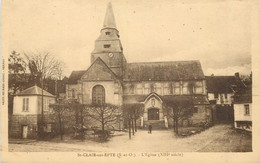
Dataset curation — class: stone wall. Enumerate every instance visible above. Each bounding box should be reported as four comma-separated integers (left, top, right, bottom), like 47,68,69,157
10,113,55,139
10,114,38,139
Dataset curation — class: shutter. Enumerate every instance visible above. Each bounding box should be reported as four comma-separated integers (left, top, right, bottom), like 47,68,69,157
26,98,29,111
23,98,25,111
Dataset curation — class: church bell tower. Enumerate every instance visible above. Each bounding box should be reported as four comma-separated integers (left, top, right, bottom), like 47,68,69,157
91,2,127,78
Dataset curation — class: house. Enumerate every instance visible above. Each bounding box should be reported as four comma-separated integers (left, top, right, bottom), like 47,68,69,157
233,84,252,131
205,73,246,123
10,85,56,139
66,3,212,129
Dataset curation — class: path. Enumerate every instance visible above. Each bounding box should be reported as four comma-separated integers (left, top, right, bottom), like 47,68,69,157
8,124,252,152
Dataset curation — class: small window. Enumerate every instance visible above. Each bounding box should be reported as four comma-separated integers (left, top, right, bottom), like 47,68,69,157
22,98,29,112
224,93,227,99
194,107,198,113
214,93,218,98
104,44,111,48
43,99,49,111
244,104,250,115
105,32,111,35
72,89,75,98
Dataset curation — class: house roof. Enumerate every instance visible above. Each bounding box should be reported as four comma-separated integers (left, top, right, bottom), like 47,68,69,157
123,94,209,105
16,85,55,97
123,60,205,81
206,76,238,93
233,84,252,104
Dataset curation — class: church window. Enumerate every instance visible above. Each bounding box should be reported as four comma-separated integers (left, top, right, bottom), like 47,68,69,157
105,32,111,35
136,84,143,95
144,83,151,94
104,44,111,48
163,83,170,95
194,81,203,94
182,82,190,94
173,82,180,94
154,83,162,95
92,85,105,105
129,84,134,94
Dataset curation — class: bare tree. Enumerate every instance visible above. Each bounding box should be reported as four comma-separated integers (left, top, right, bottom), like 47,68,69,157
85,103,120,135
24,51,63,81
49,101,69,140
24,51,64,139
122,103,144,139
163,98,193,135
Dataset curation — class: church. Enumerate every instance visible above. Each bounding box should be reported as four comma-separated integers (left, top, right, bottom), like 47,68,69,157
66,3,211,129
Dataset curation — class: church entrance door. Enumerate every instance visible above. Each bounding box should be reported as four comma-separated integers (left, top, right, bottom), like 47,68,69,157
148,108,159,120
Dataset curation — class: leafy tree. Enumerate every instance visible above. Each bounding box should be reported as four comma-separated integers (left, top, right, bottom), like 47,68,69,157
8,51,27,94
8,51,28,115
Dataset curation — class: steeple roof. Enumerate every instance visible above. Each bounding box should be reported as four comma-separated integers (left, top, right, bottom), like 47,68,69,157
103,2,117,29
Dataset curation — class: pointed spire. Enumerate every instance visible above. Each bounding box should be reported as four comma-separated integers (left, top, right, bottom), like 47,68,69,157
103,2,117,29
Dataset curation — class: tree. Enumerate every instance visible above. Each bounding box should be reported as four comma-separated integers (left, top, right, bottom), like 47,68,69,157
163,98,194,135
8,51,27,94
85,103,120,138
24,51,64,84
49,101,69,140
8,51,29,116
122,103,144,139
50,99,90,141
24,51,64,139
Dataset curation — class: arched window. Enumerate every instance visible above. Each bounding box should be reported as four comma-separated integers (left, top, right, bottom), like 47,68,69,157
92,85,105,105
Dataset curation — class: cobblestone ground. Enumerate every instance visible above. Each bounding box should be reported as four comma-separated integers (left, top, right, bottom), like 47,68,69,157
8,124,252,152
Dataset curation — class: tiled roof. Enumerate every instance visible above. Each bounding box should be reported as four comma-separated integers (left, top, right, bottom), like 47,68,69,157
67,70,86,84
16,85,55,97
123,60,205,81
206,76,238,93
234,84,252,104
68,60,205,84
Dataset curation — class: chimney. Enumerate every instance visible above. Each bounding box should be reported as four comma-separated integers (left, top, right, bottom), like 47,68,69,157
235,72,239,79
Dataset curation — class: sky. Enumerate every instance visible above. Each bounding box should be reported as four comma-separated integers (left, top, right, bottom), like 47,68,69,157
2,0,254,77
